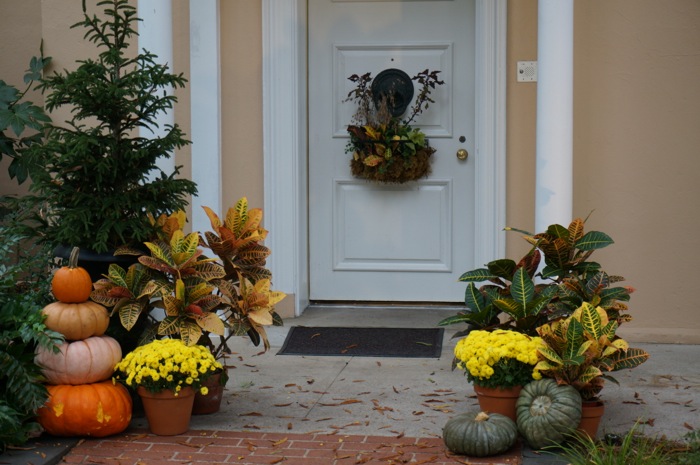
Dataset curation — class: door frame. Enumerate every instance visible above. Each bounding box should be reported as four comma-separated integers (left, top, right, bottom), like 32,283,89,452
262,0,507,316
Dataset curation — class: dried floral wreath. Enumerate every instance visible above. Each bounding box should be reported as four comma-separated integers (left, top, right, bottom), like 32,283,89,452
344,69,444,183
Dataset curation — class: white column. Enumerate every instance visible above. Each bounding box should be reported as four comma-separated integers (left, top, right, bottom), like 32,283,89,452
138,0,175,175
535,0,573,232
189,1,222,233
262,0,308,314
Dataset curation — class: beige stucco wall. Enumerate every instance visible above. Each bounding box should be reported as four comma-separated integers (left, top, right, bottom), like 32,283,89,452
505,0,700,343
2,1,698,342
0,0,43,197
220,1,264,211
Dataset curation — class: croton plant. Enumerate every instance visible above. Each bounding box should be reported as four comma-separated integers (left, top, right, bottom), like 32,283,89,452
91,198,285,359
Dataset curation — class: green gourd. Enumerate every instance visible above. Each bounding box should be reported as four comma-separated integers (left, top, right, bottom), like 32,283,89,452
516,378,583,449
442,411,518,457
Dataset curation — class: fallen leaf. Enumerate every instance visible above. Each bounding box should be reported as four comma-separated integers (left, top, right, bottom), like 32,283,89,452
240,411,263,416
414,456,439,464
684,423,694,430
268,457,285,464
310,332,321,339
287,423,293,430
319,399,362,406
177,441,210,448
274,403,293,407
271,438,288,446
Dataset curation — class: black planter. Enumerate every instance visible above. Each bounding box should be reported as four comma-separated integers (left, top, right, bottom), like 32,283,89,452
53,245,139,282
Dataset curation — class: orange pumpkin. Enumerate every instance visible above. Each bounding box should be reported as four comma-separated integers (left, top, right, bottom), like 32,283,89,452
37,381,132,437
52,246,93,303
42,301,109,341
35,336,122,385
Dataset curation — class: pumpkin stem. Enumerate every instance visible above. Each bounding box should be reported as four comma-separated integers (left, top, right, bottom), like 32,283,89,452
475,411,490,422
69,247,81,269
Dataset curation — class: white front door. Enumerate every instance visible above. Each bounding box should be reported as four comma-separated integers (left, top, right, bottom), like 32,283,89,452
308,0,476,302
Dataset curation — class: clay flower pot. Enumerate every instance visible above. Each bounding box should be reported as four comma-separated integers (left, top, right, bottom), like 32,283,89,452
473,385,523,422
192,369,227,415
137,386,195,435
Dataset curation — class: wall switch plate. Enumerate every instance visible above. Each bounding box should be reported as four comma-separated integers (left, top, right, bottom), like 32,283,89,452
517,61,538,82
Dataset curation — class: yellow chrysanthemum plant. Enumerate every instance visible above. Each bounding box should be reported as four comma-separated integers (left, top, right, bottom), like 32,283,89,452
114,339,222,395
453,329,546,389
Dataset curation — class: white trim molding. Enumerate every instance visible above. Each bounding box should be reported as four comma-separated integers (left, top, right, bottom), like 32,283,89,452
262,0,506,315
138,0,175,175
262,1,309,314
189,0,222,233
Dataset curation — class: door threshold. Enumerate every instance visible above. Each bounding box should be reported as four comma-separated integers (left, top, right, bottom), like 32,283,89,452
307,301,466,311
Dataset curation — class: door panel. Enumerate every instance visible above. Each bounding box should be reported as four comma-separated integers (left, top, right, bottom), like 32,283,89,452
308,0,475,302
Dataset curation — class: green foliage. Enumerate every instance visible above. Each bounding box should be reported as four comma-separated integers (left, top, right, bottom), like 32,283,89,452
673,430,700,465
439,217,633,337
547,424,677,465
0,231,62,451
535,302,649,401
23,0,197,253
92,199,285,360
0,55,52,184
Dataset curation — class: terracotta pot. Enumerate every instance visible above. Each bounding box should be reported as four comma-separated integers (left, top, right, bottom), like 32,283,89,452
192,371,226,415
137,386,194,435
578,400,605,439
473,385,523,422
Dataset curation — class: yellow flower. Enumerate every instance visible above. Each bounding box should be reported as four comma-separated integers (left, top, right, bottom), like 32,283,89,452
112,338,220,394
454,330,544,384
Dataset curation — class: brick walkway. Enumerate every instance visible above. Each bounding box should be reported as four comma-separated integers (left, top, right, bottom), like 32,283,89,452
61,429,522,465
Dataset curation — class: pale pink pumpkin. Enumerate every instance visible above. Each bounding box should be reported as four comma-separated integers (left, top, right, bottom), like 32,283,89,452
35,336,122,385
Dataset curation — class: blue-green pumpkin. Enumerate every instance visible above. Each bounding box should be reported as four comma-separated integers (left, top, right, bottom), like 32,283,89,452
516,378,583,449
442,411,518,457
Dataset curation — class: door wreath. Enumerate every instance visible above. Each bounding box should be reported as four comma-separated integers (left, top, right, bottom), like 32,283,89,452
344,69,444,183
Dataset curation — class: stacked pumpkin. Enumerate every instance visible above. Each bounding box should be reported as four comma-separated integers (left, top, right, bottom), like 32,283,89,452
35,247,132,437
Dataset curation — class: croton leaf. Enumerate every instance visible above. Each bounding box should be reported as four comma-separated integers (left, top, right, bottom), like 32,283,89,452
607,347,650,371
196,312,225,336
179,320,203,346
118,301,144,331
568,218,585,246
575,231,614,251
458,268,496,283
487,259,517,280
577,365,603,385
510,267,534,310
464,283,487,313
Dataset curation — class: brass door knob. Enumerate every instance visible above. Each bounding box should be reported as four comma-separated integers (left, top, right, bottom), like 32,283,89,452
456,148,468,161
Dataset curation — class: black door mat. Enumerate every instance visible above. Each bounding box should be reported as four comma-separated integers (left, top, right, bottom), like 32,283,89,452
277,326,444,358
